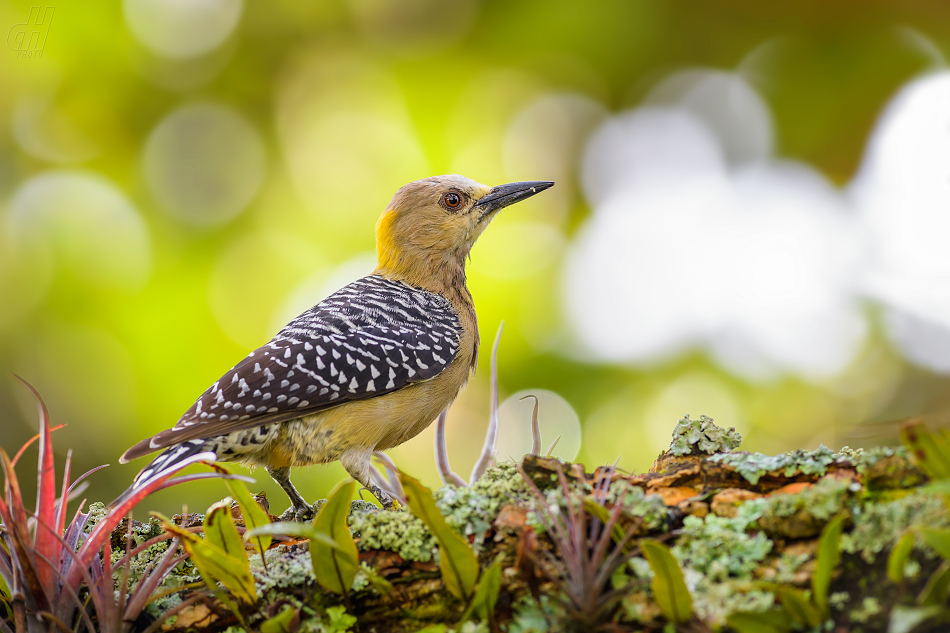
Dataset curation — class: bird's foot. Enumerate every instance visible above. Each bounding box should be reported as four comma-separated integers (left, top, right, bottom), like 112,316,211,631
369,484,397,511
278,502,317,522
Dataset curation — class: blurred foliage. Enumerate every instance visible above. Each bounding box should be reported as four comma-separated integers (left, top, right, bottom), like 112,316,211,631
3,0,950,515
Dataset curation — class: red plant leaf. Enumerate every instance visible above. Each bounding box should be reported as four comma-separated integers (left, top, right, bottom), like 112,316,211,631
65,451,218,587
0,449,49,612
1,449,30,543
54,451,72,560
13,375,60,602
10,424,65,467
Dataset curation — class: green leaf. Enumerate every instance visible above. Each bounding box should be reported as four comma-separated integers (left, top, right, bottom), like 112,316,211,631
0,566,10,601
888,531,917,583
583,498,626,543
223,470,273,563
324,605,357,632
156,512,257,605
641,539,692,624
901,422,950,480
770,586,821,628
248,520,350,553
309,480,360,596
399,471,479,602
247,521,330,542
921,527,950,560
889,605,948,633
919,560,950,606
918,480,950,496
204,502,249,564
359,564,394,597
460,555,504,623
260,604,298,633
813,513,846,617
725,609,792,633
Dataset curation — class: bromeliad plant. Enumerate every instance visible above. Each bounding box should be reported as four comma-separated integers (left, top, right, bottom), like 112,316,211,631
518,462,640,631
0,378,239,633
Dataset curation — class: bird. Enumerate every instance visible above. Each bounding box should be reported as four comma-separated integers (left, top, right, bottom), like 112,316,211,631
116,175,554,519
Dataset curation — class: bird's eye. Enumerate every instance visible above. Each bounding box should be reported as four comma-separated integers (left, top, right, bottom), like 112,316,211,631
440,191,463,210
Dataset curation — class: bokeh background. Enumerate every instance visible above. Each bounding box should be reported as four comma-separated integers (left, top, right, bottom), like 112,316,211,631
3,0,950,515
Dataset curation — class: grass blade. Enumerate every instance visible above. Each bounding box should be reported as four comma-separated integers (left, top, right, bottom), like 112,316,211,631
400,471,479,601
901,421,950,480
813,513,846,616
889,530,916,583
918,560,950,606
641,539,692,624
219,467,272,567
157,513,257,605
309,480,360,595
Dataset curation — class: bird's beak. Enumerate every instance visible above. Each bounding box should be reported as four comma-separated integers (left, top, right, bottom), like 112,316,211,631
474,180,554,218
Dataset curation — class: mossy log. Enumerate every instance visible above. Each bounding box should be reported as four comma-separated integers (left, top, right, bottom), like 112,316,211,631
101,417,947,633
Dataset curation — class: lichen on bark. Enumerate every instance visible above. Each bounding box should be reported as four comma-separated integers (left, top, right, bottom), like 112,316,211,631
90,415,946,632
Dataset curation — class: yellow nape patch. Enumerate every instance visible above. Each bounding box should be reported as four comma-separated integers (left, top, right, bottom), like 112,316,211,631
375,210,400,271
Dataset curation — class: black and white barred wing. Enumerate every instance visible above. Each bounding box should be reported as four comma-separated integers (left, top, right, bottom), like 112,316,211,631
120,276,462,461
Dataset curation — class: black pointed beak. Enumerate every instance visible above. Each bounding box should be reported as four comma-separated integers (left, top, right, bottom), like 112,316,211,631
474,180,554,217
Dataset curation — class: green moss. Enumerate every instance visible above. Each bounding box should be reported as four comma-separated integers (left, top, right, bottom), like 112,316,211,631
850,597,882,623
668,414,742,456
295,606,357,633
773,550,811,584
710,445,843,485
755,477,856,521
672,514,772,581
829,591,850,611
689,579,776,625
709,445,917,487
606,485,671,532
348,508,436,562
666,511,775,625
835,446,907,473
435,462,529,542
83,501,109,533
842,491,950,563
253,547,315,591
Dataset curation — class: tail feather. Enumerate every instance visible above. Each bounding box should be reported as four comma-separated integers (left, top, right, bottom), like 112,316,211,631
111,440,217,508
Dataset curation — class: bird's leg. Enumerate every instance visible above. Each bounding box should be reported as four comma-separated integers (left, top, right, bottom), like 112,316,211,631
266,466,314,521
341,449,394,510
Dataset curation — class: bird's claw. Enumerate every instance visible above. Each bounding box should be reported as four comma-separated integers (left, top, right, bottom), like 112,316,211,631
383,498,401,511
278,504,316,522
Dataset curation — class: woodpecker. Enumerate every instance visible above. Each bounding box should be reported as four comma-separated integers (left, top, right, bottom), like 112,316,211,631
117,175,554,518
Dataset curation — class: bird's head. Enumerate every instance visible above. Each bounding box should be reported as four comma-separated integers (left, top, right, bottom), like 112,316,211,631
374,174,553,288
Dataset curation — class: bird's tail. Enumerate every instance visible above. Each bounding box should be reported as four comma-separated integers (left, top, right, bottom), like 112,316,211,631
111,440,217,508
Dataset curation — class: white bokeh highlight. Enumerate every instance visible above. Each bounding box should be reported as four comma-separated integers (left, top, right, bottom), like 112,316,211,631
143,103,265,226
6,171,152,291
496,389,581,462
850,72,950,373
566,71,867,380
124,0,243,59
